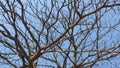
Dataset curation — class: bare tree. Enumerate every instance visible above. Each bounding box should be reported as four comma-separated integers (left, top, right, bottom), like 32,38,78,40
0,0,120,68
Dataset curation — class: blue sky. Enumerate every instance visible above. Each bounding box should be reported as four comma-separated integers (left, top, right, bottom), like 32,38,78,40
0,0,120,68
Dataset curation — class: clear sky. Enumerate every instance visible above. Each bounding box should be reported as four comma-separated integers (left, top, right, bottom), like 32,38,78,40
0,0,120,68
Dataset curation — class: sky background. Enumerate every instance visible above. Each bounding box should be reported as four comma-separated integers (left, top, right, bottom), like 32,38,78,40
0,0,120,68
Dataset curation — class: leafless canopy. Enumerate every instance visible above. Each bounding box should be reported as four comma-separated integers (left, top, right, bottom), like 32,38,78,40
0,0,120,68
